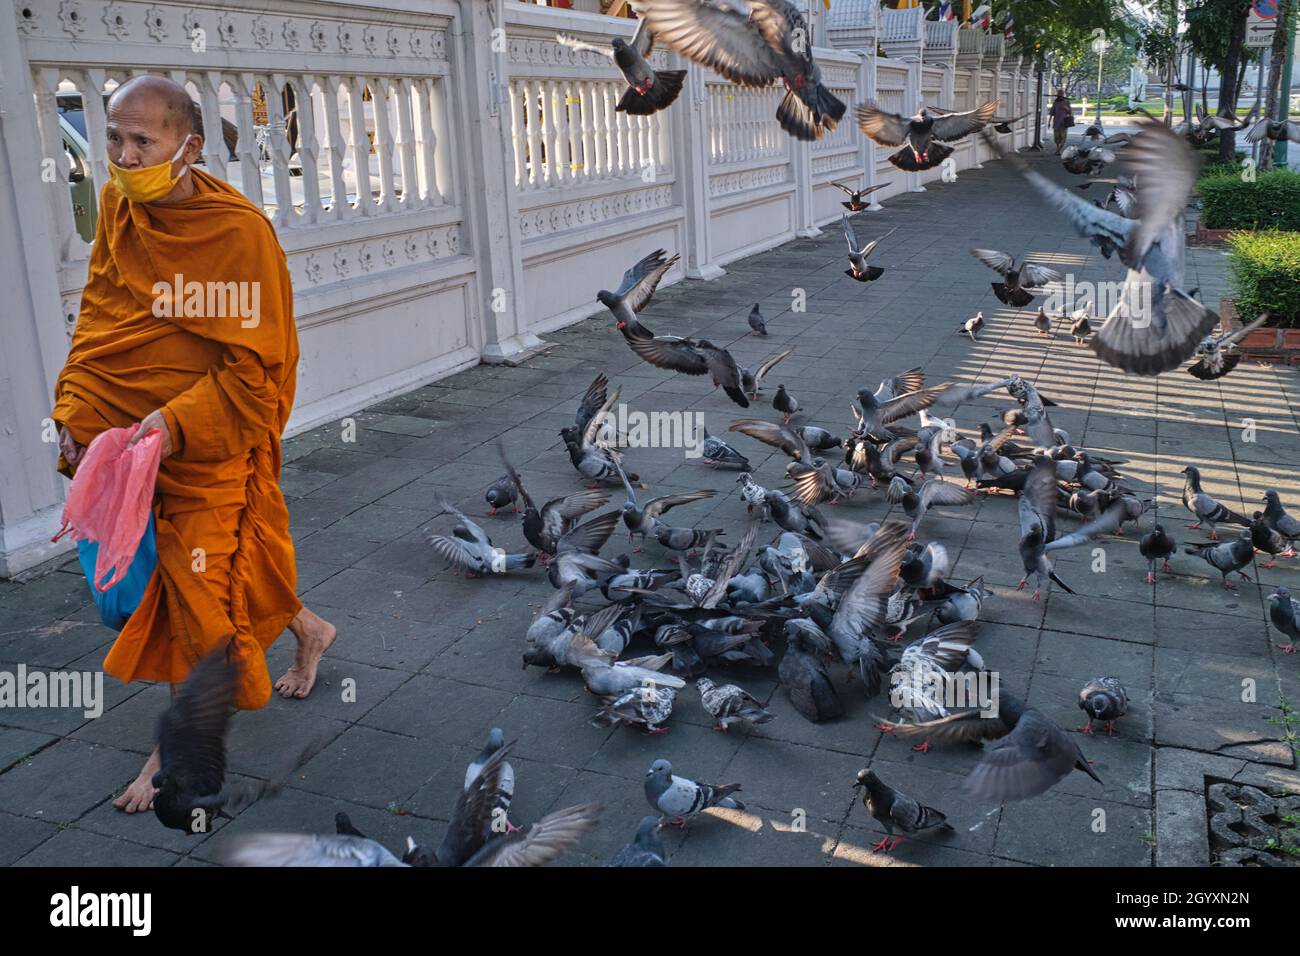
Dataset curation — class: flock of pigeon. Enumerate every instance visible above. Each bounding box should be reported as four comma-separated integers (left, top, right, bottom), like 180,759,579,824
128,5,1298,867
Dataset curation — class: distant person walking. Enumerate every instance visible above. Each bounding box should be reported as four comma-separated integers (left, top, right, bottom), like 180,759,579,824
1049,91,1074,155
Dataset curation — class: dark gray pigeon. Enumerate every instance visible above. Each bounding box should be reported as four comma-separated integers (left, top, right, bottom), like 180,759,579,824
484,475,518,515
971,248,1062,308
1268,588,1300,654
852,768,953,853
644,758,743,827
891,691,1103,802
773,383,799,424
748,303,767,335
609,816,667,867
1078,676,1128,736
1261,490,1300,545
631,0,847,142
1184,531,1254,590
857,99,998,170
1139,523,1177,583
702,429,751,470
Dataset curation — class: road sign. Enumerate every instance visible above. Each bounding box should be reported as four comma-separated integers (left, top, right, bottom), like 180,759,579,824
1246,5,1277,47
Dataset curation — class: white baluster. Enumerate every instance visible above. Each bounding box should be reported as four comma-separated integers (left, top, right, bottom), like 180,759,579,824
231,71,266,211
427,77,450,204
295,75,323,225
320,75,352,220
196,70,228,181
344,75,373,215
80,68,111,194
33,67,84,263
524,79,542,189
370,77,397,213
394,78,418,208
508,79,524,190
263,73,295,228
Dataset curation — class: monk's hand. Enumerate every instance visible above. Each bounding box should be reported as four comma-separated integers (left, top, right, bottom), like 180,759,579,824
58,425,85,471
131,409,174,458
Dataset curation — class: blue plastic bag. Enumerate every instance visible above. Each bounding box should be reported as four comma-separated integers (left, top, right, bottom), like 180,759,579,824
76,511,157,631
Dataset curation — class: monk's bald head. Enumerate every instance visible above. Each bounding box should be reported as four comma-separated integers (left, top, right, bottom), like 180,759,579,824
106,75,203,173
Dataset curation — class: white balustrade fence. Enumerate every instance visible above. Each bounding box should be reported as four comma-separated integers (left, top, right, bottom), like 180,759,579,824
0,0,1045,575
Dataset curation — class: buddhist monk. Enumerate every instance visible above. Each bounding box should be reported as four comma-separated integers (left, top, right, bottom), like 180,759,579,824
51,76,336,813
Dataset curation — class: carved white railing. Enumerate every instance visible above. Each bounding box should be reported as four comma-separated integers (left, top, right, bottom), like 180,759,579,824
921,65,945,108
827,0,879,50
880,5,923,41
706,81,786,168
924,19,957,53
811,49,861,178
21,0,464,329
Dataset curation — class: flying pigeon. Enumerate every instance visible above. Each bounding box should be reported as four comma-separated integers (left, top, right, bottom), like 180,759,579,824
856,99,999,170
842,214,893,281
983,119,1219,375
889,691,1104,802
216,832,408,867
739,347,794,400
556,20,687,115
831,179,886,211
1188,315,1266,380
970,248,1062,308
630,0,847,142
427,495,536,576
598,248,679,331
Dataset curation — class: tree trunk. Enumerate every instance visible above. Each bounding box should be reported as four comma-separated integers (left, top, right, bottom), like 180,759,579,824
1217,0,1250,162
1260,0,1294,171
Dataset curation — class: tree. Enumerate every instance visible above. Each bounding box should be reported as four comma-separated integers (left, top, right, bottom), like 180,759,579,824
1057,43,1138,98
1214,0,1251,161
1259,0,1295,171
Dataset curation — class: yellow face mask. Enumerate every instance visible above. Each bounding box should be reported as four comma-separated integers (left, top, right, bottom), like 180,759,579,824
108,133,192,203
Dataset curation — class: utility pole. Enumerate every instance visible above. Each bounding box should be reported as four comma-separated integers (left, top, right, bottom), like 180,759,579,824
1277,0,1297,167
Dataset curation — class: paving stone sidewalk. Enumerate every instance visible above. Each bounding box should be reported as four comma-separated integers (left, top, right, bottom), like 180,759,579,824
2,145,1299,867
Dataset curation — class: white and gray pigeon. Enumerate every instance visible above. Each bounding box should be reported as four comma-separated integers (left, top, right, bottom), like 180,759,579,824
842,214,893,281
216,832,408,867
643,758,743,827
427,495,536,576
696,677,775,731
1181,465,1250,540
609,816,667,867
1188,315,1266,380
1078,676,1128,736
593,685,678,734
970,248,1063,308
930,576,992,626
739,347,793,401
958,311,984,342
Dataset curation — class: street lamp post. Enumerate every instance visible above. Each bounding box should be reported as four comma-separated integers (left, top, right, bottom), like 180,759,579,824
1093,33,1109,125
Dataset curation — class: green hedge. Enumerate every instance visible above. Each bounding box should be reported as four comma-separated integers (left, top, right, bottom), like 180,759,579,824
1197,169,1300,230
1227,231,1300,329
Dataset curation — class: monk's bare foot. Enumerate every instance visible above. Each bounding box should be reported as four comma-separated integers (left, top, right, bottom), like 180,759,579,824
113,748,161,813
276,607,337,699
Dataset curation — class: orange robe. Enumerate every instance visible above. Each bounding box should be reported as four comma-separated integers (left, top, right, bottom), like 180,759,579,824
52,169,301,710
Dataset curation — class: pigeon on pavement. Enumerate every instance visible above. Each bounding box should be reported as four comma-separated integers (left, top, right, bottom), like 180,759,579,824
852,767,954,853
1078,677,1128,736
609,816,667,866
644,758,744,827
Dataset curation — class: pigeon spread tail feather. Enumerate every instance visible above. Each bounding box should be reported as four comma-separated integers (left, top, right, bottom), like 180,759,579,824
616,70,687,115
776,87,842,142
889,140,953,172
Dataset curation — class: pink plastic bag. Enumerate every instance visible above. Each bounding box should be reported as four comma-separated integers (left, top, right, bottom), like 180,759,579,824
52,423,163,591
